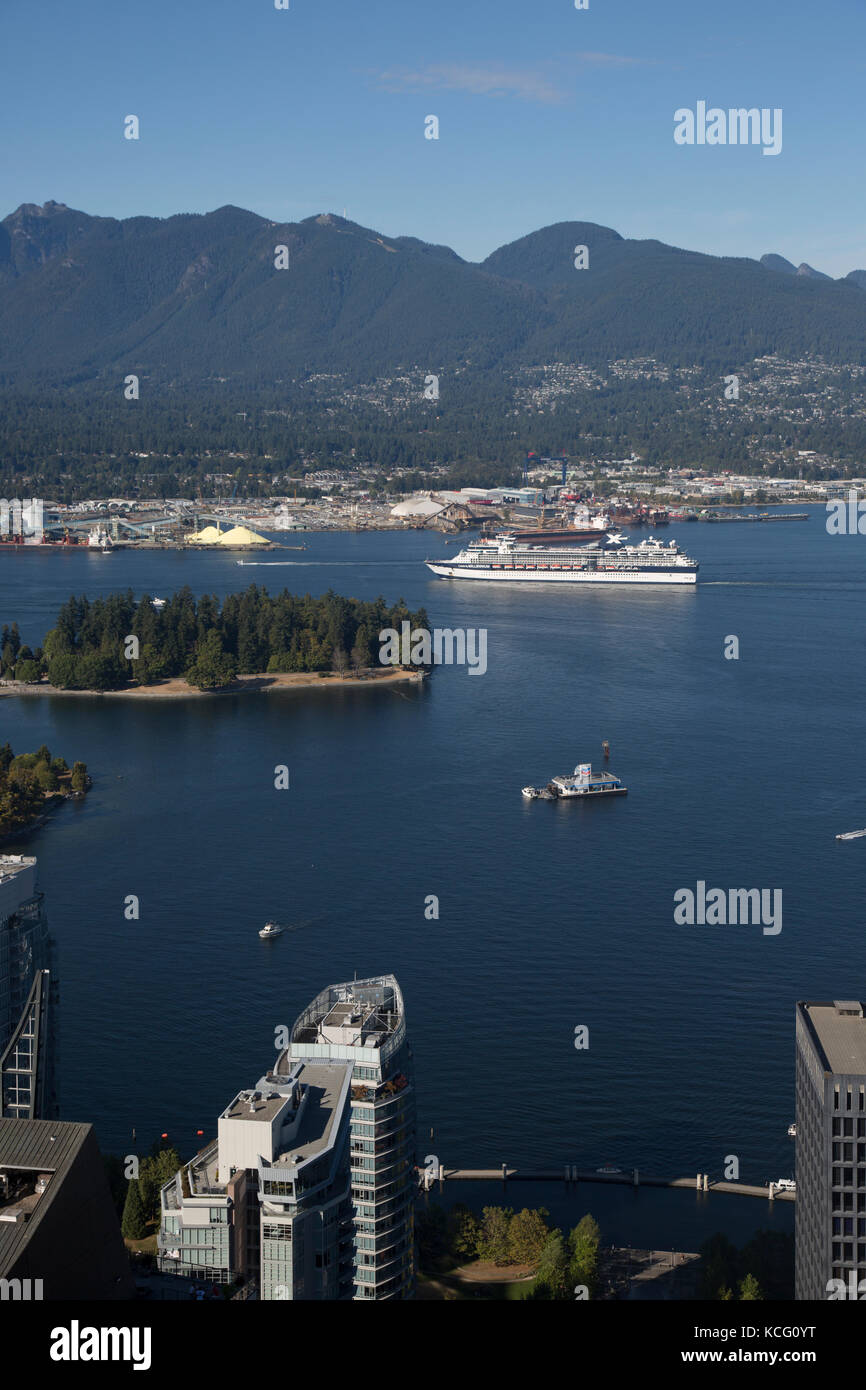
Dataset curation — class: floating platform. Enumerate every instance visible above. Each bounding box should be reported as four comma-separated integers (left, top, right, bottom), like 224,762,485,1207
523,762,627,800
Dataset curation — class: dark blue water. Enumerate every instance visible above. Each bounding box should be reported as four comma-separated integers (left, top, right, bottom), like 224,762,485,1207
0,510,859,1249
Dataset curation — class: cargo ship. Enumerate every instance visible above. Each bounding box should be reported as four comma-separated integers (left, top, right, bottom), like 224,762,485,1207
427,533,698,585
507,505,611,545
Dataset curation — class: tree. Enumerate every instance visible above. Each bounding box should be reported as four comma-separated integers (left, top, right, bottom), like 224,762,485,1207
332,647,349,680
70,761,88,793
568,1214,601,1295
351,627,372,673
508,1208,550,1265
535,1230,571,1299
476,1206,513,1265
36,762,59,793
121,1179,148,1240
14,659,40,683
46,652,79,689
448,1205,481,1261
186,631,237,690
739,1273,763,1301
135,643,165,686
698,1232,739,1300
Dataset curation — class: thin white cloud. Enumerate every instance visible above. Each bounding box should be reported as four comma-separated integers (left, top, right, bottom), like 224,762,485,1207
374,53,654,105
570,50,655,68
375,62,566,105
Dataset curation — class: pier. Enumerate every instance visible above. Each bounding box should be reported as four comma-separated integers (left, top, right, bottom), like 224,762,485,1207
422,1165,795,1201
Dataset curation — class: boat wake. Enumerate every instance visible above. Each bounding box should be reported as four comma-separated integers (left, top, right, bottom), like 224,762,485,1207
237,560,416,567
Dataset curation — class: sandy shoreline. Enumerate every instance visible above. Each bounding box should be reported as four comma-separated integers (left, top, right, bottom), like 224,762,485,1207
0,669,426,699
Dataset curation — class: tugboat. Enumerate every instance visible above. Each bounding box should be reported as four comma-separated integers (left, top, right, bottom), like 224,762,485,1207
258,920,285,940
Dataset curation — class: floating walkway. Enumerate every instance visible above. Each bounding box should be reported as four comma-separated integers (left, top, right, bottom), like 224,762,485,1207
424,1165,794,1201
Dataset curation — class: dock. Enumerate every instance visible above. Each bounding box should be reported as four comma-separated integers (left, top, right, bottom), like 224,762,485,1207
423,1165,794,1201
699,511,808,523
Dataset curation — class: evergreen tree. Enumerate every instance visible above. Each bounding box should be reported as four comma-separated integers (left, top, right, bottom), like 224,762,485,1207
121,1179,148,1240
568,1213,601,1295
739,1273,763,1301
70,761,88,793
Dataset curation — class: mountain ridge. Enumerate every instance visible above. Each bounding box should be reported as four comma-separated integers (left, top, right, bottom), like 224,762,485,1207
2,201,866,384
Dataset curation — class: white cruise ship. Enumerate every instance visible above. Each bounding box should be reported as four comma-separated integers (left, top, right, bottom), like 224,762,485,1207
426,533,698,585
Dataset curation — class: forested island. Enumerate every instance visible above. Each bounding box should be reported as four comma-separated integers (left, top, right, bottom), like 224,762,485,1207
1,588,430,693
0,742,90,840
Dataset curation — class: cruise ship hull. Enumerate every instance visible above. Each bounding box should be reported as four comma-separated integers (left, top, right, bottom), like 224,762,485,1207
426,562,697,584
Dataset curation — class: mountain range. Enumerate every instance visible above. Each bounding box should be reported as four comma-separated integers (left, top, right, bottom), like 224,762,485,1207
2,200,866,386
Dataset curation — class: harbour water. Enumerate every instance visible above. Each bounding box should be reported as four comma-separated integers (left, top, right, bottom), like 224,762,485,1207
0,510,861,1245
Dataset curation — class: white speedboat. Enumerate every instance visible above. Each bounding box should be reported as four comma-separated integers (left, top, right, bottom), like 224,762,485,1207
596,1165,623,1175
522,786,538,799
788,1123,797,1138
151,597,166,609
837,829,866,840
259,920,285,939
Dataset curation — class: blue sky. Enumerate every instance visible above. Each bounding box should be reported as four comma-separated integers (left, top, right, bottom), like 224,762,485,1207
3,0,865,273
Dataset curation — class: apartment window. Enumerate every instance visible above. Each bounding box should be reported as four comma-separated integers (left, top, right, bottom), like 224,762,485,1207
263,1224,292,1241
845,1118,854,1137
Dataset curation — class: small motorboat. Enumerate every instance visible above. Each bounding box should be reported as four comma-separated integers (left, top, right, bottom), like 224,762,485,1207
596,1164,622,1176
522,786,538,799
151,597,166,609
259,920,285,939
787,1123,797,1138
837,829,866,840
